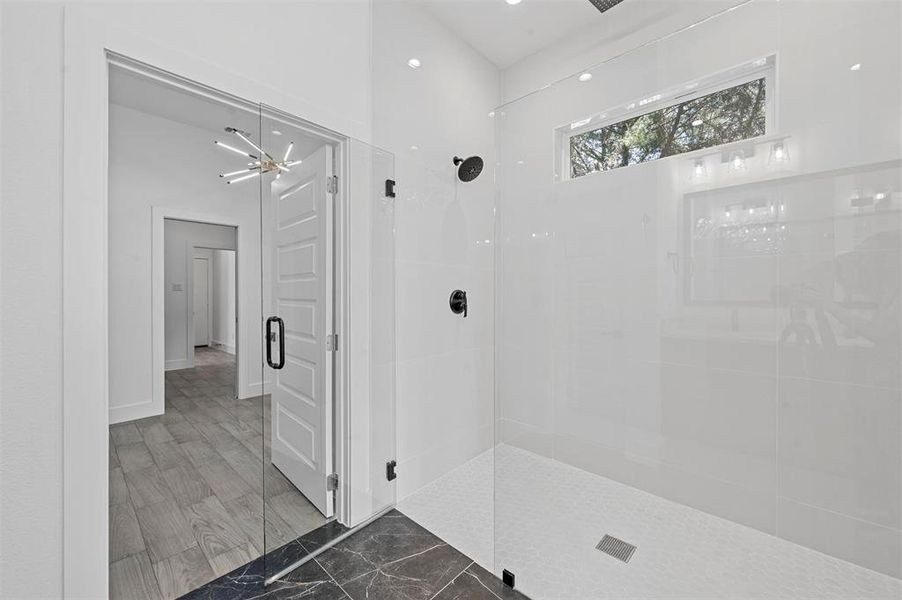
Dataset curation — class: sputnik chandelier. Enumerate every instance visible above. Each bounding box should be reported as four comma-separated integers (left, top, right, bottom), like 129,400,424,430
215,126,300,184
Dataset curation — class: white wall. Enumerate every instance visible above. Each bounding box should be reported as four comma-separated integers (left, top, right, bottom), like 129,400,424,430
500,0,747,104
372,1,500,499
495,0,902,578
211,249,237,354
0,2,373,596
108,103,257,424
162,221,236,369
0,5,65,598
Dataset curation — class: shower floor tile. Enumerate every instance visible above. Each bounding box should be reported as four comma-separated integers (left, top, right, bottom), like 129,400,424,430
399,445,902,599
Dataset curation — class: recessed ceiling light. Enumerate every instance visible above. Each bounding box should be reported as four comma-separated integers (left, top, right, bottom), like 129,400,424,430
488,111,496,118
410,145,419,151
850,63,861,71
272,130,282,136
407,58,421,69
506,0,522,5
578,73,593,82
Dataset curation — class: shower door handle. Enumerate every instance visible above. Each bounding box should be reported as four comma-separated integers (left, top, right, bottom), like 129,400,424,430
266,316,285,370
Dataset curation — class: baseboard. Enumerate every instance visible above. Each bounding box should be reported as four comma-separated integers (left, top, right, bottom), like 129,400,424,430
244,379,272,400
210,340,236,355
165,358,191,371
109,400,163,425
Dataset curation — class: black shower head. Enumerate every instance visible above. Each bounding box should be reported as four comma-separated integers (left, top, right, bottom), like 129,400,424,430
453,156,484,183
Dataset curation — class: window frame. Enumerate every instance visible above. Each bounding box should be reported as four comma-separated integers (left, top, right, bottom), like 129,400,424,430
558,56,777,182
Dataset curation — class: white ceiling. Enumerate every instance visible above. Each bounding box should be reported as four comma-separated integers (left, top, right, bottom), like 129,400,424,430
417,0,609,69
109,66,324,160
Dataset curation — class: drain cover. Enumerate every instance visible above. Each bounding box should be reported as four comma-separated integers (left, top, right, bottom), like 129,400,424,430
596,535,637,563
587,0,626,14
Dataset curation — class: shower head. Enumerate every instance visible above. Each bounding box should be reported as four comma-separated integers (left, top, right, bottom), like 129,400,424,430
453,156,484,183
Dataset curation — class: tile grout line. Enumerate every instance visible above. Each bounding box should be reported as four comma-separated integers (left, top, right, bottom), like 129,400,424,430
428,559,475,600
314,556,353,599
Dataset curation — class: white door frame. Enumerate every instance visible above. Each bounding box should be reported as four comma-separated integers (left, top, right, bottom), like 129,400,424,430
63,14,368,595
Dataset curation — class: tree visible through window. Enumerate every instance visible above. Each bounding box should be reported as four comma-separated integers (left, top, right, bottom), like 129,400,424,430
569,78,766,178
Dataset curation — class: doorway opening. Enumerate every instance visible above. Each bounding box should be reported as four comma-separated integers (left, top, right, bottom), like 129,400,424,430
106,58,352,598
192,246,237,395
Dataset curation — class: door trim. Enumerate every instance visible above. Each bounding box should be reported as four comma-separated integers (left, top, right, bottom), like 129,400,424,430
145,209,242,426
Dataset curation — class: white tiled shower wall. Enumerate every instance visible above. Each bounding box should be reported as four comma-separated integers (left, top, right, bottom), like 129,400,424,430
495,0,902,578
372,1,500,498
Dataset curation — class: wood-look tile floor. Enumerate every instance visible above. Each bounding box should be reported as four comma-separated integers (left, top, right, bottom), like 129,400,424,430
109,347,327,600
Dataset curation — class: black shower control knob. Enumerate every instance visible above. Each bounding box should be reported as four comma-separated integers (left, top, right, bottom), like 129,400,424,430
449,290,468,317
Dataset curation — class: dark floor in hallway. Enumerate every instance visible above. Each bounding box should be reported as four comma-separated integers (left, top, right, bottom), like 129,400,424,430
179,509,530,600
109,347,327,599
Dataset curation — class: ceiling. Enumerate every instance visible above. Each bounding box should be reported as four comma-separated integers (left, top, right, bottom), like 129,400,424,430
417,0,613,68
109,66,324,160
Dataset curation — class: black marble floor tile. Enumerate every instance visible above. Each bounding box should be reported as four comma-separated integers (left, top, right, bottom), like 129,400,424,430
266,560,348,599
179,509,529,600
298,520,350,554
177,558,265,600
434,563,530,600
262,518,350,579
316,510,471,600
264,539,309,578
177,557,349,600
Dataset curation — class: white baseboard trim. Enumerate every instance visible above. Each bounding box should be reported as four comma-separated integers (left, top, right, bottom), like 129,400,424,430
210,340,236,355
244,379,272,400
109,400,163,425
165,358,191,371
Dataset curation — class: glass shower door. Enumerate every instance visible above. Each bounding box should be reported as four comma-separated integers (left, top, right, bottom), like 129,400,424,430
494,1,902,597
259,104,396,583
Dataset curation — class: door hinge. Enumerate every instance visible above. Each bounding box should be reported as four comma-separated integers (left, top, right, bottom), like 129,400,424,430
326,175,338,195
325,333,338,352
326,473,339,492
386,460,397,482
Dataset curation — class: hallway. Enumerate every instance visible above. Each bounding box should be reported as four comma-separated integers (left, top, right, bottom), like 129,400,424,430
109,348,327,599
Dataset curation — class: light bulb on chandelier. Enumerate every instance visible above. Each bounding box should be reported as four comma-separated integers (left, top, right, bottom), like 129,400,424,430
214,126,301,184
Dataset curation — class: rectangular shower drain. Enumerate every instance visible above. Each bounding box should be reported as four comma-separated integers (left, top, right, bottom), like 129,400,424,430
596,535,637,563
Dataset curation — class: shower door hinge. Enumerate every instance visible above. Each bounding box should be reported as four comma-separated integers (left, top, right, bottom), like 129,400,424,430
325,334,338,352
386,460,397,482
326,473,339,492
326,175,338,195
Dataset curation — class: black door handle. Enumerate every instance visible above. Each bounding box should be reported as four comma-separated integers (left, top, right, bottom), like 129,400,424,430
266,316,285,369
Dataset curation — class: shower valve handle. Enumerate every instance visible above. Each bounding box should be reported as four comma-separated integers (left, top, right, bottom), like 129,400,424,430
450,290,468,318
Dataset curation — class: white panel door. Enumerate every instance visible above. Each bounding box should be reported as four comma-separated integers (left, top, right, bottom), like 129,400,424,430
193,257,209,346
270,145,334,518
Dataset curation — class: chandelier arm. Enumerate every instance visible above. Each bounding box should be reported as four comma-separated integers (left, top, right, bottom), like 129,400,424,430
220,166,261,178
215,140,258,160
234,131,274,162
